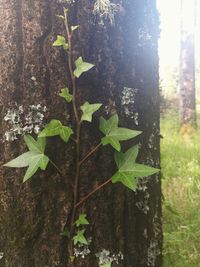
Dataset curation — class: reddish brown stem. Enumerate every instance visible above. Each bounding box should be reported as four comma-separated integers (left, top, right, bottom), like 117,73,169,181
64,10,79,124
79,143,101,166
75,178,112,209
64,10,81,264
49,159,64,178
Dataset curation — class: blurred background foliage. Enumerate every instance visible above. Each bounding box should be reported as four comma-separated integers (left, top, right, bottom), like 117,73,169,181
157,0,200,266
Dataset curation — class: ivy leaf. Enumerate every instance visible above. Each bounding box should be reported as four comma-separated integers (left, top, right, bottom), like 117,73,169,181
23,153,49,182
71,25,79,31
80,102,102,122
70,256,75,262
75,214,89,227
39,119,73,143
4,135,49,182
73,230,88,245
112,145,160,191
4,151,37,168
73,57,94,78
24,134,46,153
59,87,73,103
99,114,118,135
53,35,68,50
100,262,112,267
101,136,121,152
99,115,142,151
114,145,138,169
112,171,137,191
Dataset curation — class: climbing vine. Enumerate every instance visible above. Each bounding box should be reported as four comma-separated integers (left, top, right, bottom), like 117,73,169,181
4,7,159,267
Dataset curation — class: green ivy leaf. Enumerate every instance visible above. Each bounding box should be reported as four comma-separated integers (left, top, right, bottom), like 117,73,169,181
112,171,137,191
114,145,138,169
75,214,89,227
4,135,49,182
71,25,79,31
4,151,36,168
73,230,88,245
23,153,49,182
99,114,118,135
100,262,112,267
59,87,73,103
101,136,121,151
73,57,94,78
99,115,142,151
53,35,68,50
80,102,102,122
112,145,160,191
70,256,75,262
24,134,46,153
39,119,73,143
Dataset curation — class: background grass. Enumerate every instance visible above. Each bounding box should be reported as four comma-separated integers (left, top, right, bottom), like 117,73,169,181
161,108,200,267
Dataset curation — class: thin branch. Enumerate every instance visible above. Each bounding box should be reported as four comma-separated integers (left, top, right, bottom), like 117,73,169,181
70,136,77,143
49,159,74,190
64,10,79,123
75,178,112,209
64,9,82,262
79,143,101,166
49,159,65,179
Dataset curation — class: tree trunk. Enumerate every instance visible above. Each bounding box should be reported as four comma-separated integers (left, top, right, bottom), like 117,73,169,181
0,1,161,267
179,0,197,130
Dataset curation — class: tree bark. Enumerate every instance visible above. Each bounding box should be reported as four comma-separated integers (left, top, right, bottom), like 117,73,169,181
0,1,161,267
179,0,197,130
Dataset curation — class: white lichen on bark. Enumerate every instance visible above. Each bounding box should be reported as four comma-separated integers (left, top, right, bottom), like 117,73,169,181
96,249,123,265
4,104,47,142
93,0,118,25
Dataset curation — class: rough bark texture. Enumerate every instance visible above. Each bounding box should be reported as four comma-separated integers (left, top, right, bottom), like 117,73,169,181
179,0,196,129
0,1,161,267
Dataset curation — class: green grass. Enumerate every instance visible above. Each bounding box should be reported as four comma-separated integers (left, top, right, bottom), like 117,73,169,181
161,109,200,267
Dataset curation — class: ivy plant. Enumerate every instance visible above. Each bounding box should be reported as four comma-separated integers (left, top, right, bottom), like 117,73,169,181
4,7,159,267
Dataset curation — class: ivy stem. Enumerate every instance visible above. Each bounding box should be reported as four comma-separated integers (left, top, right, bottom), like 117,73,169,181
49,159,65,179
70,122,81,225
49,159,74,190
70,136,76,143
64,9,81,264
75,178,112,209
67,122,81,265
79,143,101,166
64,10,79,123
